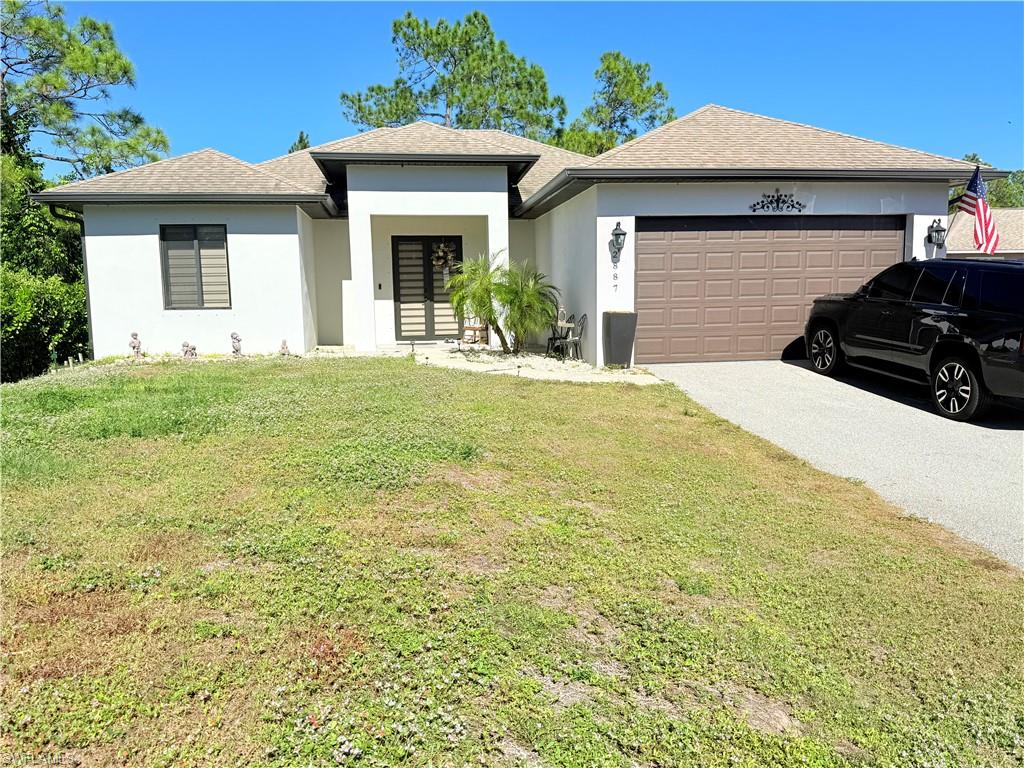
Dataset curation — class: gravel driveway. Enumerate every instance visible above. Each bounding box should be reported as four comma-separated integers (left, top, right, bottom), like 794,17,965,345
650,361,1024,567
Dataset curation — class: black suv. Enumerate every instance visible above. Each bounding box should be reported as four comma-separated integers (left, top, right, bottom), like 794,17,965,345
805,259,1024,421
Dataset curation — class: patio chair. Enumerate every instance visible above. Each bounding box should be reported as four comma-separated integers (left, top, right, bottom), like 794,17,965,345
554,313,586,360
546,314,574,355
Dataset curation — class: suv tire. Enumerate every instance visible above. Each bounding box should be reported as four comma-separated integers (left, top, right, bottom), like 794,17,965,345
808,325,843,376
930,356,991,421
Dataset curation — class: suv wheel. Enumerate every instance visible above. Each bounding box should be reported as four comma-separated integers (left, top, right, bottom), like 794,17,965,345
930,357,991,421
809,326,842,375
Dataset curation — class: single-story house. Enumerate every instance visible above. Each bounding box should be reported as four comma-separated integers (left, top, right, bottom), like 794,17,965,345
946,207,1024,259
35,104,999,365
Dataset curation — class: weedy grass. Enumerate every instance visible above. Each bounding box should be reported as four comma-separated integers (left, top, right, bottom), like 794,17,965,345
1,357,1022,767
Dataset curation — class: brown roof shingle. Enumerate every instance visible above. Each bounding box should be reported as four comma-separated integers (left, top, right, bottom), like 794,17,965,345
947,208,1024,254
584,104,980,172
37,148,314,198
256,121,567,197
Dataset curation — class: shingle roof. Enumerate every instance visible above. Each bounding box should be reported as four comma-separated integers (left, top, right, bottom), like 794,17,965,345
947,208,1024,254
38,107,987,213
255,121,571,198
36,148,314,198
584,104,979,172
467,130,591,201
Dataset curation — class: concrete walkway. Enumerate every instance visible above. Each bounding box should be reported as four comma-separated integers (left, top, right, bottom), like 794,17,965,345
650,361,1024,567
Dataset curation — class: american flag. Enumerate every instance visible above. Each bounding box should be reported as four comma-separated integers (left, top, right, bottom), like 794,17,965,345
956,166,1000,255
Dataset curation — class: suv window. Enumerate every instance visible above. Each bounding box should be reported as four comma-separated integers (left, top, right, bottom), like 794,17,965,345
867,263,919,301
978,271,1024,315
912,264,958,305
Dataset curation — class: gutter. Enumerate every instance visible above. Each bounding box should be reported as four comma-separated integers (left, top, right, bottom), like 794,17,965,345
48,205,94,360
30,192,329,205
515,166,1009,218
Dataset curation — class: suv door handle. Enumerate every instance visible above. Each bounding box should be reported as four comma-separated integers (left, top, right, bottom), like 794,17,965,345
880,309,894,316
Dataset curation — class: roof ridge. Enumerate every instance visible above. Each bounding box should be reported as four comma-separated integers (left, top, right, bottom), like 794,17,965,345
414,120,539,155
583,104,716,167
474,130,592,162
256,127,395,167
702,104,978,169
52,147,220,190
205,149,310,192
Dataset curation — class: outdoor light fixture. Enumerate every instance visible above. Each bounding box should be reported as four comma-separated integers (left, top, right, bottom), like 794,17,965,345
609,221,627,263
926,218,947,247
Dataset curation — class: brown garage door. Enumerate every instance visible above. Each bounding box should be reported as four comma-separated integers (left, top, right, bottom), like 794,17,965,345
634,215,905,363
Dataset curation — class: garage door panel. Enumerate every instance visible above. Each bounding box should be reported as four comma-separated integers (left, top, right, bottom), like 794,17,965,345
805,277,834,296
703,307,734,326
739,251,769,270
634,214,905,363
671,280,699,299
738,278,768,298
772,250,801,269
737,335,767,354
671,308,699,326
706,251,735,270
806,250,835,269
737,306,766,325
671,253,700,270
704,279,734,298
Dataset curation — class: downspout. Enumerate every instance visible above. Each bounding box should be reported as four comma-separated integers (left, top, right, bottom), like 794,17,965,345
48,204,94,360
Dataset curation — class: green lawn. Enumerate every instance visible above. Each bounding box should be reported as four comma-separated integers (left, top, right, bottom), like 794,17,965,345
1,357,1021,767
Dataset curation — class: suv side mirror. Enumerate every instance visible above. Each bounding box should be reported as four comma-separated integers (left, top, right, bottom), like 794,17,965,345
857,281,871,296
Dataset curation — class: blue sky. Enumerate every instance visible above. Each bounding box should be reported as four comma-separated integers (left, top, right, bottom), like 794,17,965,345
61,2,1023,175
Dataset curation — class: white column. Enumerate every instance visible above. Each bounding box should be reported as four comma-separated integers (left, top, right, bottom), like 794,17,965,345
907,213,949,261
487,207,510,350
594,215,636,367
347,203,377,351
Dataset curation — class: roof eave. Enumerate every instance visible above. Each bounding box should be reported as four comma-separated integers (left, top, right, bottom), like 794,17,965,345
30,192,329,210
310,151,540,186
515,167,1004,218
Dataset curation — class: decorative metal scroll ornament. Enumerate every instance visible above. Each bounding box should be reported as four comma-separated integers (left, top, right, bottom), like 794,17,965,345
749,189,806,213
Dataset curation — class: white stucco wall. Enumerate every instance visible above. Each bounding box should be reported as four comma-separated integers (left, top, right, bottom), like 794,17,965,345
509,219,536,268
533,187,599,362
346,165,510,350
312,219,350,346
82,204,312,358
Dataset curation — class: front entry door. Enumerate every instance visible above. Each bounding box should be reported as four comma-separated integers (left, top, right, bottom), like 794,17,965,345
392,236,463,340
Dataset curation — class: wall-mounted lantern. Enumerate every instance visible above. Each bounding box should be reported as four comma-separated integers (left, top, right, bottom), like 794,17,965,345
926,219,947,247
609,221,627,263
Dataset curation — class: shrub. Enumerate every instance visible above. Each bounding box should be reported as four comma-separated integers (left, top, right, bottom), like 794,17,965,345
447,255,560,355
1,266,88,382
446,254,511,353
494,263,559,354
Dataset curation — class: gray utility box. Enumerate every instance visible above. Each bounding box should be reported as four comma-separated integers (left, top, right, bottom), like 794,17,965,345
602,311,638,368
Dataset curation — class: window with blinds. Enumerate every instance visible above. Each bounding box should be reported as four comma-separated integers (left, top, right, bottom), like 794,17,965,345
160,225,231,309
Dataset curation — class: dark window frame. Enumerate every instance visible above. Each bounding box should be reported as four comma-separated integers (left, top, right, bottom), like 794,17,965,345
159,224,232,310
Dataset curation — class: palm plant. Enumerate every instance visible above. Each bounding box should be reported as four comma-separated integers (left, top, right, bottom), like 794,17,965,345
446,254,511,353
494,262,560,354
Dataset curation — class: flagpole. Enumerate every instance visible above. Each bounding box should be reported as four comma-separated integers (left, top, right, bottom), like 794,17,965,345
942,165,978,259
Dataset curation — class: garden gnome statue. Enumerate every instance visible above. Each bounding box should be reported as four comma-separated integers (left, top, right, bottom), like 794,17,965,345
182,341,197,359
129,332,142,361
230,332,242,356
279,340,290,356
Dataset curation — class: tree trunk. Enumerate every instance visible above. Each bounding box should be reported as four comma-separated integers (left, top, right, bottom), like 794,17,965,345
491,323,511,354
